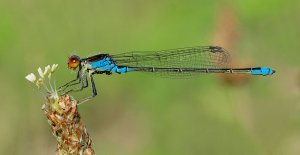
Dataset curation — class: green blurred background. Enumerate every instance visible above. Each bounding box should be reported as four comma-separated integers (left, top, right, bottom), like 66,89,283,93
1,0,300,154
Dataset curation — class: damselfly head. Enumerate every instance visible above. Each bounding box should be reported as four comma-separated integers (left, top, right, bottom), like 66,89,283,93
68,55,81,70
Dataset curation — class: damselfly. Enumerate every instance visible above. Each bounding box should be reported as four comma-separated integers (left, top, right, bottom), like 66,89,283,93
59,46,275,102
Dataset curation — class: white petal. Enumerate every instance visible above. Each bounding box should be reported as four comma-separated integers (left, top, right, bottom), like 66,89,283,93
38,67,44,78
25,73,36,83
44,65,51,75
51,64,58,72
48,72,52,79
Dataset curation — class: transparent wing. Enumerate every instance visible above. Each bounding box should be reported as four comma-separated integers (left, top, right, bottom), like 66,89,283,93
111,46,231,78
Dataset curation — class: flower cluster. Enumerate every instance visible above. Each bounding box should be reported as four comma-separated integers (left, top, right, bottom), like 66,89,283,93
25,64,58,92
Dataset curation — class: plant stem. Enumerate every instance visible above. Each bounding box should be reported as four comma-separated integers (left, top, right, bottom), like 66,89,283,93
43,93,95,155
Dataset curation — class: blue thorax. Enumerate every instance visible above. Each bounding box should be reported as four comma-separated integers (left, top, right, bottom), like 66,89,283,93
89,57,132,74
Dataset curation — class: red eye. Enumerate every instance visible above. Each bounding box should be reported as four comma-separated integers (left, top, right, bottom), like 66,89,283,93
68,55,81,70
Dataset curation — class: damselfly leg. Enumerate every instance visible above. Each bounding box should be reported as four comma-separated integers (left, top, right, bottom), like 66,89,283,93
63,73,89,95
58,71,81,92
78,73,98,104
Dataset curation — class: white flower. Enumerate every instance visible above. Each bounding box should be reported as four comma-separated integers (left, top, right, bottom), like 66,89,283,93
44,65,51,75
36,78,43,89
25,73,36,83
51,64,58,72
26,64,59,91
48,73,52,79
38,67,44,78
48,64,58,79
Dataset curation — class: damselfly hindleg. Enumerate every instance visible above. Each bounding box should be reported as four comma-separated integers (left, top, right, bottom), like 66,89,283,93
77,73,98,104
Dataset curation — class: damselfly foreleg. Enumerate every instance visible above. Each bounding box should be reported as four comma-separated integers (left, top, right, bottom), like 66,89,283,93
64,73,88,95
58,71,81,92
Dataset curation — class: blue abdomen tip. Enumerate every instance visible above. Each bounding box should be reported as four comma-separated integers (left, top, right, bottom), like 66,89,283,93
251,67,275,76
